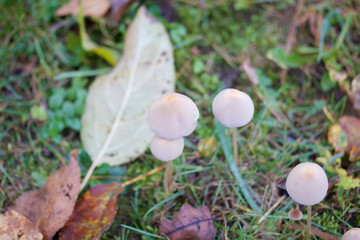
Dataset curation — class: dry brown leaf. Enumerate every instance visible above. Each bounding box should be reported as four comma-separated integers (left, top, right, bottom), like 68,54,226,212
241,58,259,86
55,0,111,17
0,210,43,240
159,203,216,240
10,150,81,239
351,74,360,110
109,0,136,22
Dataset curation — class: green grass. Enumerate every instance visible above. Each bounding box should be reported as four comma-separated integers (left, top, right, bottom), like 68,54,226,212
1,0,360,239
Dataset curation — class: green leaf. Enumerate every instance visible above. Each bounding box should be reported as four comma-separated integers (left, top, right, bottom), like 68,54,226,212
49,89,66,109
62,101,75,117
193,59,204,74
78,6,120,66
31,104,48,121
266,47,317,69
321,72,337,92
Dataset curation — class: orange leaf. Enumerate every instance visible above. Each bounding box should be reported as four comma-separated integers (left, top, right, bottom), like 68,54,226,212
9,150,81,239
58,182,124,240
159,203,216,240
0,210,43,240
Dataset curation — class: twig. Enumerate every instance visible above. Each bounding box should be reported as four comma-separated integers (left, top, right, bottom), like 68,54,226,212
120,165,166,187
258,195,286,224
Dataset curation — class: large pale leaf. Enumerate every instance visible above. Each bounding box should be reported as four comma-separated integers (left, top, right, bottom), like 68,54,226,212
81,6,175,166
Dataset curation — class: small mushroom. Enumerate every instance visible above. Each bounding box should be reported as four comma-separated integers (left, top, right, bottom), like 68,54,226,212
286,162,328,238
342,228,360,240
288,208,303,221
212,88,254,128
148,93,200,140
150,135,184,162
286,162,328,206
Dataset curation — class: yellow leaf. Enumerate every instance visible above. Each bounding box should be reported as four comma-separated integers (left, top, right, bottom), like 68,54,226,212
337,175,360,190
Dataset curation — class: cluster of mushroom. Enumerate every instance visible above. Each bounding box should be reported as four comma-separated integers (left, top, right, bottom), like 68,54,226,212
147,93,199,162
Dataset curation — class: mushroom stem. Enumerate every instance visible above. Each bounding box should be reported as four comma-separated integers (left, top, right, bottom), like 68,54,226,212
164,161,173,193
306,205,312,238
231,128,240,167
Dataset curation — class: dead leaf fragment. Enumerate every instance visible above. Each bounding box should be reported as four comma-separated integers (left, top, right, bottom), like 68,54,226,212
351,74,360,110
109,0,136,22
159,203,216,240
241,58,259,86
10,150,81,239
55,0,111,17
328,116,360,161
0,210,43,240
59,182,124,240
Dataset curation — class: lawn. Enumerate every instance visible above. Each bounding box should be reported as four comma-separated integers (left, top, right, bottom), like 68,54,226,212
1,0,360,239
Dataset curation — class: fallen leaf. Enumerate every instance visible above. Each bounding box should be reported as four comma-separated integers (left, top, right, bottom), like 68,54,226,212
55,0,111,17
351,74,360,110
81,6,175,166
328,124,348,153
241,58,259,86
159,203,216,240
58,182,123,240
0,210,43,240
10,150,81,239
109,0,136,22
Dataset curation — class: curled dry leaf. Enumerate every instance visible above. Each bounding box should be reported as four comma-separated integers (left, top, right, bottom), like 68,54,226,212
159,203,216,240
0,210,43,240
9,150,81,239
352,74,360,110
55,0,111,17
328,116,360,161
81,6,175,166
59,182,124,240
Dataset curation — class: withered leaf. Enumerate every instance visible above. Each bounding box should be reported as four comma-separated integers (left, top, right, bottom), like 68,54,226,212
58,182,124,240
109,0,136,22
159,203,216,240
0,210,43,240
10,150,81,239
55,0,111,17
352,74,360,110
328,116,360,161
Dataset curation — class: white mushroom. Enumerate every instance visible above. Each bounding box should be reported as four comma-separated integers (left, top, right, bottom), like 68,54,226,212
150,135,184,162
148,93,199,139
286,162,328,206
212,88,254,128
342,228,360,240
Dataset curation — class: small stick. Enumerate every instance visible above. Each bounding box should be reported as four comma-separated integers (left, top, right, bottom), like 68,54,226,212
258,195,286,224
163,161,173,193
231,128,240,167
306,205,312,238
120,165,165,187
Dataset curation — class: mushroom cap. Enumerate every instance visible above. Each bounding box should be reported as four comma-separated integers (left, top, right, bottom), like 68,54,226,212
342,228,360,240
148,93,199,139
212,88,254,128
288,209,303,221
150,135,184,162
286,162,328,206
